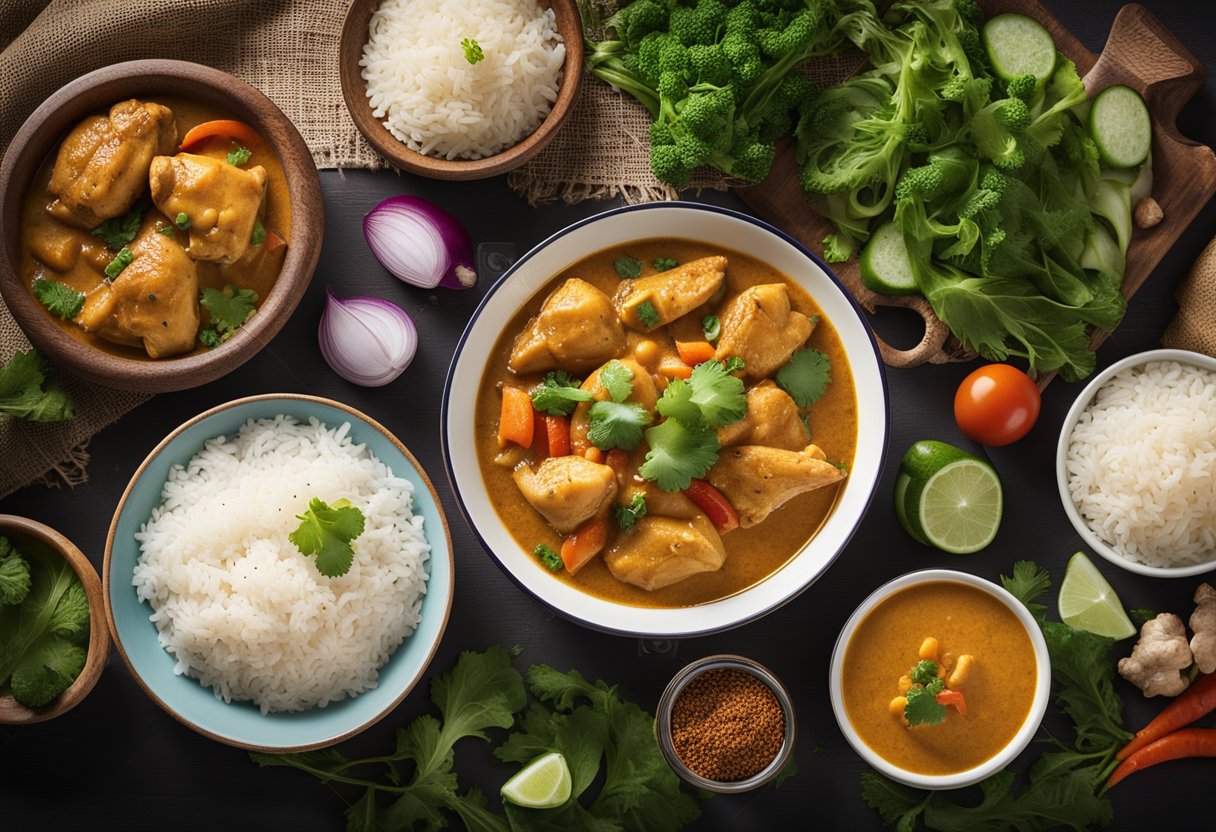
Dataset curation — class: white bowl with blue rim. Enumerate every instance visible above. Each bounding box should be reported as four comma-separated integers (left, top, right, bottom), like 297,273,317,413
442,202,889,638
103,394,453,751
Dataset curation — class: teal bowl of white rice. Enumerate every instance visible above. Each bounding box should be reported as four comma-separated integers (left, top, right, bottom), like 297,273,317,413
103,395,453,751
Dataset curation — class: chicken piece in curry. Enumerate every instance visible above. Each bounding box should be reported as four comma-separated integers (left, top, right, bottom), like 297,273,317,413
476,241,858,608
21,97,291,359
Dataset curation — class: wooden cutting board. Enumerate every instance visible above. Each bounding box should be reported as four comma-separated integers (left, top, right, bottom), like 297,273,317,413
737,2,1216,373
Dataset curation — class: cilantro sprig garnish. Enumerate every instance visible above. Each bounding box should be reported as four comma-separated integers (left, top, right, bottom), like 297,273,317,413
903,677,946,727
636,300,661,328
227,146,252,166
533,543,563,572
775,348,832,407
461,37,484,65
200,284,258,344
91,205,144,249
289,497,365,578
653,257,678,272
33,278,84,320
587,360,651,451
613,256,643,279
613,493,648,530
531,371,593,416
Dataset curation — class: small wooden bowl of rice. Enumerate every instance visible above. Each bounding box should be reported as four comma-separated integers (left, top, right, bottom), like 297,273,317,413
1057,349,1216,577
339,0,583,180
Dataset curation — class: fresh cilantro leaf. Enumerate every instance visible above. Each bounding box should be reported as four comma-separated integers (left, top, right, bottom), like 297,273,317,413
531,371,593,416
33,278,84,320
903,685,946,726
1001,560,1052,623
0,537,31,606
775,348,832,407
640,418,720,491
103,246,133,280
227,146,252,165
653,257,678,271
701,314,720,342
613,256,643,279
685,359,746,427
250,216,267,246
289,497,365,577
0,349,73,422
925,677,944,695
587,401,651,451
636,300,660,328
654,378,702,428
598,360,634,403
612,493,647,530
532,544,563,572
175,211,191,230
461,37,485,65
91,205,143,249
200,284,258,339
198,328,221,349
1129,608,1157,628
156,224,176,237
907,659,938,686
722,355,745,373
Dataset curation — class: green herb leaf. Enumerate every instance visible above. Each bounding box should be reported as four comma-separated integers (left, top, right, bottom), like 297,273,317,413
0,349,73,422
722,355,745,373
1001,560,1052,622
91,205,144,249
640,418,720,492
685,359,746,427
175,211,191,230
636,300,660,328
461,37,485,65
598,359,634,403
531,371,593,416
0,537,31,606
701,315,720,342
227,146,252,166
156,224,176,237
861,771,930,831
103,246,133,280
200,284,258,339
588,401,652,451
775,348,831,407
907,660,938,687
33,278,85,320
289,497,365,578
613,256,643,279
532,543,563,572
250,216,267,246
1129,609,1156,628
653,257,678,272
198,328,221,349
903,685,947,727
613,493,648,530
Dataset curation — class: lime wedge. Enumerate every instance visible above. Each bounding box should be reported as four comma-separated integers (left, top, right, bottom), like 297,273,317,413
501,752,572,809
897,441,1003,554
1058,552,1136,639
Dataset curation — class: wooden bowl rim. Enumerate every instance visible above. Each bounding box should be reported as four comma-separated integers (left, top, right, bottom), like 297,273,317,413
101,393,455,752
0,514,110,725
338,0,584,180
0,59,323,393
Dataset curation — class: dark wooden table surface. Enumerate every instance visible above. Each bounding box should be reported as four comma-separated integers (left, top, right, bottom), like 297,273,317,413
3,2,1216,828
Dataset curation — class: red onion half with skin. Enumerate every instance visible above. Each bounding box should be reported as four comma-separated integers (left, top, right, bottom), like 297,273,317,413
362,196,477,290
319,288,418,387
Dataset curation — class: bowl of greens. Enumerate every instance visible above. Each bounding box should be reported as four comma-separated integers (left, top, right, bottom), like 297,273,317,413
0,514,109,724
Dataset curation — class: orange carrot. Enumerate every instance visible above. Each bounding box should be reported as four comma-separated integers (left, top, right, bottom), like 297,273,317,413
675,340,716,366
935,689,967,717
604,449,629,474
179,119,263,151
560,518,609,574
546,415,571,457
1117,672,1216,761
265,230,288,250
683,479,739,532
584,446,604,464
532,411,550,457
658,363,693,380
1106,728,1216,789
497,387,534,449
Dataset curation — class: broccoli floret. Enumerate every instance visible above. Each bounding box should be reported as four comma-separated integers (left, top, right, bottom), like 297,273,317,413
822,232,855,264
606,0,670,48
651,143,693,187
688,44,732,86
968,97,1032,169
681,85,735,143
895,149,974,202
720,31,764,85
669,1,727,47
9,640,87,709
650,120,675,147
658,71,688,102
0,536,30,606
676,132,712,168
1005,73,1039,103
727,138,776,182
635,31,678,86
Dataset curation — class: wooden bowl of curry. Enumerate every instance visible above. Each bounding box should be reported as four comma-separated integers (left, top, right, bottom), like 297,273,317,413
0,60,322,392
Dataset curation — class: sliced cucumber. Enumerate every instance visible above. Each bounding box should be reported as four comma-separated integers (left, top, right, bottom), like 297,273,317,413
1090,85,1151,169
859,222,917,295
983,13,1057,83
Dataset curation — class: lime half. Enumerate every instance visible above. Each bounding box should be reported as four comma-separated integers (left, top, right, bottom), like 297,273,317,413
1058,552,1136,639
501,752,572,809
897,441,1003,554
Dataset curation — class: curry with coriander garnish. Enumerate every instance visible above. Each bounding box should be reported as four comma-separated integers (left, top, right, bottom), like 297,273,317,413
19,97,290,359
475,239,857,608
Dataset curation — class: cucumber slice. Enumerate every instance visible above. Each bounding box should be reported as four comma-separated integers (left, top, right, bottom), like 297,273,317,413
859,222,917,295
1089,85,1151,169
983,13,1057,83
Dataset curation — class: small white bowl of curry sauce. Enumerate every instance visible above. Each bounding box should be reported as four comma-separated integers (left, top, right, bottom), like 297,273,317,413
829,570,1051,790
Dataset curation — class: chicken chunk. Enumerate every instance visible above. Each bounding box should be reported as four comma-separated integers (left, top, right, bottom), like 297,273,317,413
513,455,618,534
717,381,807,451
47,99,177,228
715,284,814,378
605,515,726,591
509,278,627,374
707,444,846,528
613,256,726,332
77,225,199,358
149,153,267,263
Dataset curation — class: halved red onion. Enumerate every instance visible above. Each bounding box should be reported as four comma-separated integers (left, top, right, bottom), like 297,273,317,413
362,196,477,290
319,288,417,387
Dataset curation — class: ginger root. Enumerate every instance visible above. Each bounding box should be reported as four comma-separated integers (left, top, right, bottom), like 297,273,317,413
1190,583,1216,674
1118,613,1193,697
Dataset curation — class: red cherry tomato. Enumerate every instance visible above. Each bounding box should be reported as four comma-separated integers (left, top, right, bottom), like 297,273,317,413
953,364,1041,446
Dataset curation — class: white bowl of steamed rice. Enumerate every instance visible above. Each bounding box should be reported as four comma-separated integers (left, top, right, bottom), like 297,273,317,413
102,395,453,751
1057,349,1216,578
339,0,582,179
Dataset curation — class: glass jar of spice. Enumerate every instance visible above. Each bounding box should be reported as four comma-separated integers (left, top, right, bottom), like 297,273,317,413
654,655,796,794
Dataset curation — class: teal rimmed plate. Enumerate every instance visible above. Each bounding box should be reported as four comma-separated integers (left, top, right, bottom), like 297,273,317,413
103,394,453,751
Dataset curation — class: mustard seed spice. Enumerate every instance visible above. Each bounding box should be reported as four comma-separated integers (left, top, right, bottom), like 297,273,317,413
669,667,786,781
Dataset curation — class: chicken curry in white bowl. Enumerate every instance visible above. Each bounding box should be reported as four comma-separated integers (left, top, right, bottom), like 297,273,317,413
443,203,888,637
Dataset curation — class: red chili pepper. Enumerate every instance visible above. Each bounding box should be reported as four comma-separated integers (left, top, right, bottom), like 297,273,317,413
1117,672,1216,761
683,479,739,533
1106,728,1216,789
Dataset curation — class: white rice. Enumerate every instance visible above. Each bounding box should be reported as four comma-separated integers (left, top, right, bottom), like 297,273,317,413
361,0,565,160
1066,360,1216,568
133,416,429,714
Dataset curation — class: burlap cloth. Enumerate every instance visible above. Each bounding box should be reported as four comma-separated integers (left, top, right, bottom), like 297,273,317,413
1163,236,1216,357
